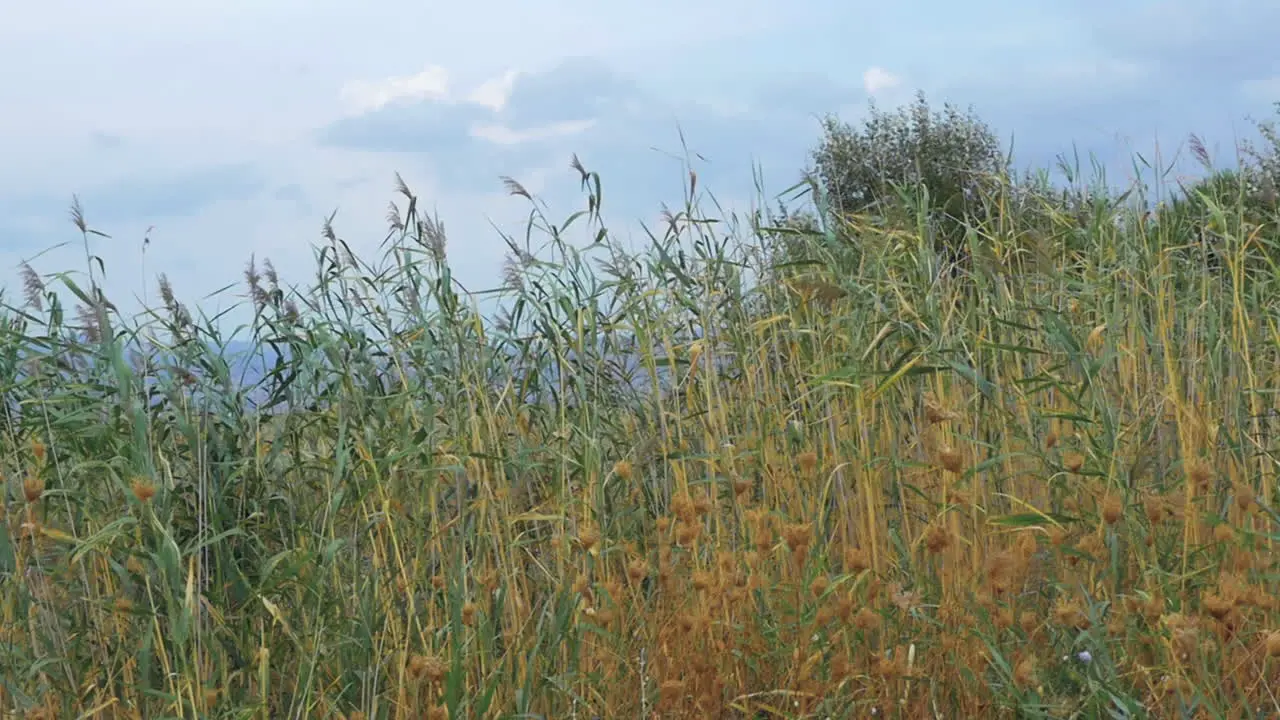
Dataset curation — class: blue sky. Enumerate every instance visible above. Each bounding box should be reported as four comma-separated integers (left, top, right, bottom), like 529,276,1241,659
1,0,1277,327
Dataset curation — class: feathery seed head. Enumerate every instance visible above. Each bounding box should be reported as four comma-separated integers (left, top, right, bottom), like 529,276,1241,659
924,524,951,553
131,477,157,503
1102,494,1123,525
797,450,818,474
1265,631,1280,658
612,459,633,481
938,445,964,474
810,575,830,598
22,473,44,504
1188,461,1212,490
1063,452,1085,473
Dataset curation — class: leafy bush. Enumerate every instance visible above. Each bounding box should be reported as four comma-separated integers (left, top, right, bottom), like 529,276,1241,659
809,91,1008,263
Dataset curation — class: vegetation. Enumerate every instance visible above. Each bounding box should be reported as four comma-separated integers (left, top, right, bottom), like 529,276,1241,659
810,91,1007,266
3,97,1280,719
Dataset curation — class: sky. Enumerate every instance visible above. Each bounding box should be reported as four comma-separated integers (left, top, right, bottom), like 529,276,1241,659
1,0,1277,330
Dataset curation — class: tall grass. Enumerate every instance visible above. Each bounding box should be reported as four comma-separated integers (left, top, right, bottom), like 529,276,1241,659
2,145,1280,719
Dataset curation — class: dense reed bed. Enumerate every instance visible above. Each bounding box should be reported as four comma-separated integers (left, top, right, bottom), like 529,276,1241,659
3,143,1280,718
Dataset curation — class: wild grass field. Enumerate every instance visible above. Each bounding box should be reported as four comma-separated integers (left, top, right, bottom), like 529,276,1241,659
4,101,1280,719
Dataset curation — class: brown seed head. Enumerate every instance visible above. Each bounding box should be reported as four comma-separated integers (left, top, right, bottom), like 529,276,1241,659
1141,594,1164,623
1064,452,1085,473
1265,631,1280,658
1019,610,1038,634
676,521,701,546
810,575,830,598
691,571,712,592
1076,533,1104,561
717,550,736,574
924,524,950,554
815,606,833,626
676,613,696,633
577,526,600,553
660,679,686,706
1047,524,1069,546
797,451,818,474
692,493,712,517
890,584,919,611
22,473,44,503
844,546,871,573
1053,598,1089,630
1188,462,1212,490
924,393,956,424
853,606,881,631
1107,616,1124,636
131,477,157,503
830,653,851,680
671,492,696,524
602,579,623,601
782,522,813,553
938,445,964,474
627,557,649,582
1203,593,1232,620
420,654,447,683
1213,523,1234,544
1102,494,1123,525
1015,532,1039,561
995,607,1015,629
836,594,855,622
1234,483,1255,511
407,654,430,679
984,550,1016,594
1013,656,1037,688
1143,495,1165,524
612,460,633,481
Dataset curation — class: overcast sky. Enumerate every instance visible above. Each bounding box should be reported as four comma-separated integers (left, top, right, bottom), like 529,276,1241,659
1,0,1277,327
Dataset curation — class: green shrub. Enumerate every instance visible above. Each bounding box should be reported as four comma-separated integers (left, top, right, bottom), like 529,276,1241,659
809,91,1008,263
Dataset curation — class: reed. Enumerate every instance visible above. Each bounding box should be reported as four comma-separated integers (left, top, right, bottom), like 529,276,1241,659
2,139,1279,719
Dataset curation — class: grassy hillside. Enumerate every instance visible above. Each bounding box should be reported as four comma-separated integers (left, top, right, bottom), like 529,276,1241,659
3,146,1280,719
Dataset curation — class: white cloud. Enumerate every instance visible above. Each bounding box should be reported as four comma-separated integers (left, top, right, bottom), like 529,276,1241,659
467,70,522,111
468,119,597,146
340,65,451,114
863,66,901,96
339,66,532,117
